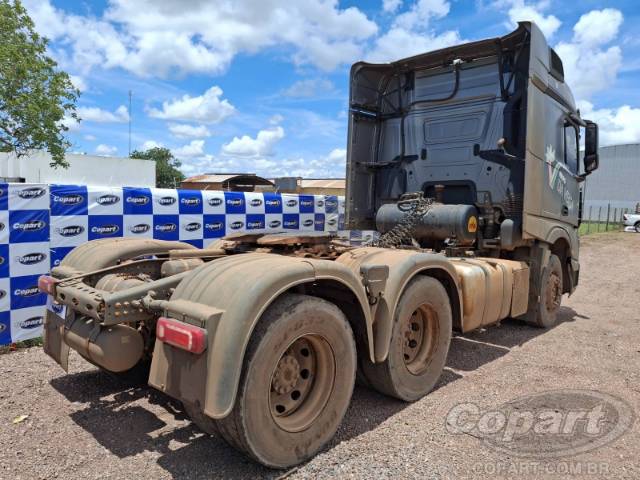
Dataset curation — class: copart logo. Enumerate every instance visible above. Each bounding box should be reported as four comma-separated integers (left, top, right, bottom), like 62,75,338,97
325,199,338,209
303,219,314,227
0,323,5,334
130,223,151,234
53,194,84,205
97,194,120,206
226,198,243,207
20,316,43,329
445,389,635,458
157,196,177,206
181,197,201,206
208,197,223,207
184,222,201,232
247,220,264,229
250,198,263,207
265,199,281,208
205,221,224,231
57,225,84,237
16,252,47,265
14,286,39,297
0,289,6,300
91,224,119,235
156,223,177,233
230,221,244,230
300,199,313,208
14,220,46,232
269,220,281,228
18,187,46,199
126,195,150,205
286,199,298,207
0,222,4,231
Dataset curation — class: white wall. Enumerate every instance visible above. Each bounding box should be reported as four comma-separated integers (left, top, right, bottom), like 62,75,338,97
0,151,156,187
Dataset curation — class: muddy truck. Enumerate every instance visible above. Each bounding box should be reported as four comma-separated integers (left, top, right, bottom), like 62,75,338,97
40,22,599,468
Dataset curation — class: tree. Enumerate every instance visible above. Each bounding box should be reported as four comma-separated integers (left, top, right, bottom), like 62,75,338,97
130,147,186,188
0,0,79,168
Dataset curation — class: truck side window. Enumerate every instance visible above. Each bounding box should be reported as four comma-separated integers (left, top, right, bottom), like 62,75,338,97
564,123,579,173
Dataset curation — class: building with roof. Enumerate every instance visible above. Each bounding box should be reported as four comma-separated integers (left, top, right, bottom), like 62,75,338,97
180,173,274,192
0,150,155,187
273,177,345,196
583,144,640,220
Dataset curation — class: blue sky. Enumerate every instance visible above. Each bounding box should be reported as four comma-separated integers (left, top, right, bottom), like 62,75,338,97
23,0,640,178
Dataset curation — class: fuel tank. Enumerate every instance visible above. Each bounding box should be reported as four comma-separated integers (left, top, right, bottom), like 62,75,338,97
376,203,478,245
62,316,144,372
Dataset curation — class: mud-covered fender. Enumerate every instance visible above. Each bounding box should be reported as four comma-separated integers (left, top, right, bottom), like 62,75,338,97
57,238,195,273
337,247,462,362
149,253,372,419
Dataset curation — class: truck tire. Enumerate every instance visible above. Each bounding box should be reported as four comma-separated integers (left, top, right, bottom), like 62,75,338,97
195,293,357,468
361,276,452,401
635,222,640,233
528,253,563,328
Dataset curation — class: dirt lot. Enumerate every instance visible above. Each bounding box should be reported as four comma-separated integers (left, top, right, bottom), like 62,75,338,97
1,232,638,479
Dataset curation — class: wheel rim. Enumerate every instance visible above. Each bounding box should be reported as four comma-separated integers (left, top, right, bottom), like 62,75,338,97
402,304,439,375
545,270,562,313
269,334,336,432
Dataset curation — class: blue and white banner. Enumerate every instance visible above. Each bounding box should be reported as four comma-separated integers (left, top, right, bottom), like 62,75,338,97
0,183,345,346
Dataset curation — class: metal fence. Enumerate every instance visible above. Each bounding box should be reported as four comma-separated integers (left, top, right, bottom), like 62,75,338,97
581,203,638,234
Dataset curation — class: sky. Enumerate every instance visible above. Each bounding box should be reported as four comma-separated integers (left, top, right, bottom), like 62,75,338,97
21,0,640,179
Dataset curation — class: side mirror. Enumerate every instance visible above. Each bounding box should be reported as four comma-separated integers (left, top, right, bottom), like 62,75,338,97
583,121,599,174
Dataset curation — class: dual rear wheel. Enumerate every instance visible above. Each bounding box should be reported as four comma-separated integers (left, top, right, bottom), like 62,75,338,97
186,277,452,468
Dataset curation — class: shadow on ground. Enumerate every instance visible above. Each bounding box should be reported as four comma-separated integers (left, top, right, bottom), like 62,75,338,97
50,306,585,479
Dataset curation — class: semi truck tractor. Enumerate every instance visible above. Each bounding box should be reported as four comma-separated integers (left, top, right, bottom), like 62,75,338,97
40,22,599,468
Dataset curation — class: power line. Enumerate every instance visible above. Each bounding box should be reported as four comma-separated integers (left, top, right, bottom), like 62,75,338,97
128,90,132,156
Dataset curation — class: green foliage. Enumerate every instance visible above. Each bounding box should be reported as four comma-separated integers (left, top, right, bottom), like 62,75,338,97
0,0,79,168
130,147,186,188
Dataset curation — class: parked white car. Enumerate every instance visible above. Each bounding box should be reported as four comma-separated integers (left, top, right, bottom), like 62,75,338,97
623,212,640,232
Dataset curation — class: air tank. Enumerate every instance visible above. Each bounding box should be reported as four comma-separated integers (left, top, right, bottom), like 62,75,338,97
376,203,479,245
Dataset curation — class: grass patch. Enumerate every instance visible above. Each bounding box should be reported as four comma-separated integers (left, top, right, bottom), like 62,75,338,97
579,221,624,236
0,337,43,355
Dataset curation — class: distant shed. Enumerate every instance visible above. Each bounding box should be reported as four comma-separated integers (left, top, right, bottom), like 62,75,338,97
181,173,274,192
274,177,345,196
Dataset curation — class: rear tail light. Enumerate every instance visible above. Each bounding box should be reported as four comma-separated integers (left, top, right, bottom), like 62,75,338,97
156,317,207,354
38,275,56,295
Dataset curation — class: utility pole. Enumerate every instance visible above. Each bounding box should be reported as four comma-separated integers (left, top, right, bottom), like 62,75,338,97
128,90,132,156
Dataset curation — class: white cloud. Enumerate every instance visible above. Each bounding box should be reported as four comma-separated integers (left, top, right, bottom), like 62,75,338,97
78,105,129,123
555,9,623,100
504,0,561,39
24,0,378,76
140,140,163,150
173,139,206,159
148,86,235,124
383,0,403,13
222,126,285,158
69,74,87,92
95,144,118,156
84,134,96,141
573,8,623,47
367,0,463,62
282,78,336,98
168,123,211,139
579,101,640,146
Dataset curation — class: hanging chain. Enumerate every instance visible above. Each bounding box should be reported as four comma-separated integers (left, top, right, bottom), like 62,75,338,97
368,192,434,248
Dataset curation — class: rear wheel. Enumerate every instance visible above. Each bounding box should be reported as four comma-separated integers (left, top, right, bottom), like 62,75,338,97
361,276,452,401
188,293,356,468
635,222,640,233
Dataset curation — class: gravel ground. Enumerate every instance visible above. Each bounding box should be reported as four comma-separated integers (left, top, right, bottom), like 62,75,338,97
1,232,638,479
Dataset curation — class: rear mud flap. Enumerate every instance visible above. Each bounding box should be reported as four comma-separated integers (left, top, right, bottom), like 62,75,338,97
43,299,70,372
